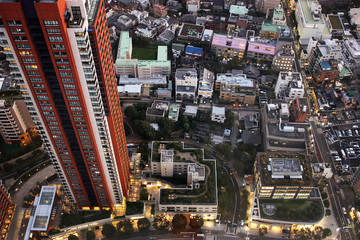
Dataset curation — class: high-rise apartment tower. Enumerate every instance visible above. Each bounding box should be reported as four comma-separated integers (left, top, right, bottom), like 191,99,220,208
0,0,130,209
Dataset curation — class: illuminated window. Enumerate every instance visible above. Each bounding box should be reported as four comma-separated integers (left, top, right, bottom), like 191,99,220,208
255,46,259,49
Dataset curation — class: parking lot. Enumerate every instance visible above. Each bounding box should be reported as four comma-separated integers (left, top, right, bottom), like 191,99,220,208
323,123,360,173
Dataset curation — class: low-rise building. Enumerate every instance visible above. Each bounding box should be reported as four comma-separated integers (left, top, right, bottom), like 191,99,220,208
0,180,13,240
295,0,331,45
326,14,344,39
168,103,181,121
185,45,204,58
255,0,281,13
312,60,339,87
115,32,171,77
153,4,168,18
211,106,226,123
247,37,276,61
255,152,314,199
260,6,288,40
151,142,218,218
0,98,35,146
146,100,170,122
186,0,200,12
215,72,257,104
211,34,247,60
342,38,360,76
272,44,295,71
351,167,360,198
198,68,214,99
24,186,57,240
178,23,205,42
262,102,311,152
184,105,198,117
158,29,176,44
118,85,142,99
289,97,310,123
175,68,198,102
275,72,304,102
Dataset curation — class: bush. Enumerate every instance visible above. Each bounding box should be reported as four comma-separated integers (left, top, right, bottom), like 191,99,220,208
326,209,331,216
86,230,95,240
101,223,116,237
321,192,328,200
137,218,151,231
153,214,169,230
323,200,330,208
322,228,332,238
172,214,187,230
68,234,79,240
117,220,134,235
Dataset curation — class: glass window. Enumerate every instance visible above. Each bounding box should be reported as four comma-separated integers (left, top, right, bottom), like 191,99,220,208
10,28,25,34
44,20,59,26
46,28,61,34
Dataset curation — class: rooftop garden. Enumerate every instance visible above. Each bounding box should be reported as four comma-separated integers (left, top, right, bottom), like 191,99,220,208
132,45,157,60
259,199,324,223
159,160,216,205
258,153,312,186
152,142,204,163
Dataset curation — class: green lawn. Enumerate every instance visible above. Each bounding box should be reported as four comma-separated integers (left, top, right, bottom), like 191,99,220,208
259,199,324,223
132,46,157,60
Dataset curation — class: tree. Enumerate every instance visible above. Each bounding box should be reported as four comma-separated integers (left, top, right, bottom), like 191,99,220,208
189,216,204,229
134,120,156,139
183,123,190,132
101,223,116,237
159,118,174,139
323,199,330,208
153,214,169,230
117,220,134,235
172,214,187,230
226,57,244,70
140,188,149,201
137,218,151,231
259,226,268,236
322,228,332,238
86,230,95,240
224,110,235,129
68,234,79,240
124,106,139,120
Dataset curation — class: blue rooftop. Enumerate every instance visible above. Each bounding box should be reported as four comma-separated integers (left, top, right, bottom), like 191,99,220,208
185,45,203,56
320,61,331,70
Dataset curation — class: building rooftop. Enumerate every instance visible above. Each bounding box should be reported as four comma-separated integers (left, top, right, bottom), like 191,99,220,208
211,34,247,50
261,23,288,32
229,5,248,15
178,23,204,39
270,158,302,178
299,0,325,25
212,106,225,115
24,186,57,240
201,29,214,42
248,38,276,55
117,31,132,60
257,153,312,186
185,45,203,56
119,74,167,85
216,73,255,88
146,107,165,116
161,150,174,162
328,14,343,30
175,68,197,80
199,68,214,91
168,103,181,120
343,39,360,58
157,45,168,61
185,105,198,115
118,85,142,93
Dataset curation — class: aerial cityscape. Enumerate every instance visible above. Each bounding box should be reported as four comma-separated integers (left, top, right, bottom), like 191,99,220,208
0,0,359,239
